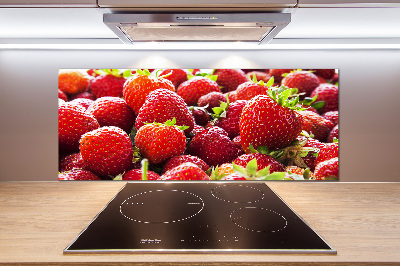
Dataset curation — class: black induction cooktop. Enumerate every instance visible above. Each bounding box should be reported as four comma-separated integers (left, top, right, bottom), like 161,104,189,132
64,182,336,254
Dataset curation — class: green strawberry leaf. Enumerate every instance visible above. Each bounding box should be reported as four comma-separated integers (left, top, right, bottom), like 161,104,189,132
122,69,133,78
113,173,123,181
257,146,269,154
164,118,177,126
232,162,247,176
212,107,224,116
187,73,194,80
266,76,274,87
252,73,258,83
264,172,286,180
256,166,271,177
248,143,259,154
246,158,258,176
209,75,218,82
303,168,311,180
311,101,326,110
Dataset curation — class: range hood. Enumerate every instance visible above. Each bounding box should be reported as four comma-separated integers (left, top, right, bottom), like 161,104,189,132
103,13,291,45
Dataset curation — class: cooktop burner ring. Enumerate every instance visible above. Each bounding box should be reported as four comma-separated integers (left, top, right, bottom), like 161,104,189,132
119,189,204,224
230,206,288,233
211,184,265,204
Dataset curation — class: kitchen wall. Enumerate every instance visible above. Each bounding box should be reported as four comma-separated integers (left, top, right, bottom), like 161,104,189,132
0,48,399,182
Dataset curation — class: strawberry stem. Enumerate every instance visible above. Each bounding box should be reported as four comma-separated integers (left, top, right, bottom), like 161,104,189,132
141,159,148,181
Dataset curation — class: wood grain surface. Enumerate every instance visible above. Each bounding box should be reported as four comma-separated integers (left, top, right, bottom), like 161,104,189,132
0,181,399,265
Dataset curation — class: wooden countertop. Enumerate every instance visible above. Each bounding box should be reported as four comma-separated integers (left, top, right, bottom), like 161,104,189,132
0,182,399,265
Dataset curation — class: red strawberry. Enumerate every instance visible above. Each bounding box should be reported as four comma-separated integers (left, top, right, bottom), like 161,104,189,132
163,155,209,174
123,70,175,115
232,135,243,150
314,157,338,180
242,69,268,74
188,126,241,167
224,90,237,103
70,91,96,101
220,173,247,180
329,73,339,84
70,98,94,110
86,97,135,133
135,119,187,164
91,74,126,98
58,169,101,180
239,89,303,152
58,89,68,101
314,69,335,80
234,153,285,173
159,69,188,88
281,71,320,97
310,83,339,114
214,69,248,93
58,102,100,152
298,110,334,142
58,70,90,95
87,69,100,77
197,92,227,112
135,89,194,135
315,142,339,166
246,71,272,83
213,100,248,139
190,107,210,126
295,135,326,171
322,111,339,126
122,169,160,180
59,153,85,172
80,126,133,177
207,126,229,137
327,125,339,143
269,69,292,83
190,124,206,136
177,76,220,106
236,81,268,101
161,162,210,180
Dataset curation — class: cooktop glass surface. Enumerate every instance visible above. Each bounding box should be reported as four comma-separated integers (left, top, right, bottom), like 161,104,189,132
64,182,336,254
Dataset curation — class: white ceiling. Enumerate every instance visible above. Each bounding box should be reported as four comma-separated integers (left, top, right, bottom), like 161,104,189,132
0,7,399,42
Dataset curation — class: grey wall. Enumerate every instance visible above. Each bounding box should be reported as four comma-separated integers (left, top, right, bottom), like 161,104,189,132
0,48,399,182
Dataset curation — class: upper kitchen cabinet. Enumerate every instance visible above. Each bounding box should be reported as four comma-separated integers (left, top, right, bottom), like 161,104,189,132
0,0,96,7
297,0,400,7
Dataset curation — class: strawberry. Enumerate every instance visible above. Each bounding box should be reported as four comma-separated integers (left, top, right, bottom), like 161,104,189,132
135,89,194,135
70,98,94,110
322,111,339,126
161,162,210,180
298,135,326,171
70,91,96,101
58,89,68,101
246,71,272,83
219,173,247,180
188,126,241,167
58,70,90,95
190,107,210,126
163,155,209,174
87,69,100,77
121,169,160,180
123,69,175,115
329,73,339,84
197,92,227,112
314,69,335,80
91,74,126,98
207,126,229,137
269,69,292,83
214,69,248,93
59,153,85,172
281,70,320,97
159,69,189,88
234,153,285,173
314,157,338,180
86,97,135,133
315,142,339,166
310,83,339,114
232,135,243,150
224,90,237,103
327,125,339,143
298,110,334,142
190,124,206,136
217,163,235,176
135,119,187,164
79,126,134,177
213,100,248,139
58,102,100,152
177,76,220,106
58,169,101,180
230,158,286,180
239,87,303,152
242,69,268,74
285,166,313,180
